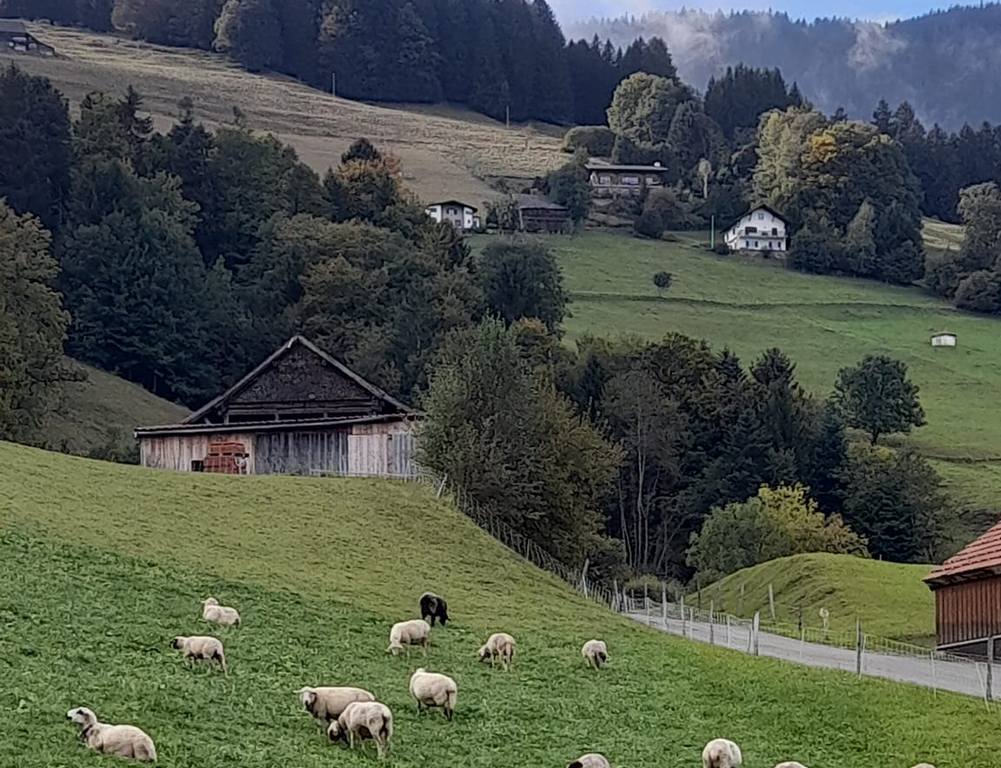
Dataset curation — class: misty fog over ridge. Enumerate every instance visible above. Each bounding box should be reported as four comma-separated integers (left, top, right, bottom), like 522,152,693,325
567,3,1001,129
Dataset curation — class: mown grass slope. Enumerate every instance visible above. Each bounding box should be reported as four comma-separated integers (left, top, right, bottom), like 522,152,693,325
40,361,188,456
696,554,936,646
0,441,994,767
546,229,1001,523
3,24,564,205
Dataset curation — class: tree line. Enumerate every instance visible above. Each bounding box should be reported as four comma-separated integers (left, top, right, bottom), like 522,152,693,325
3,0,675,126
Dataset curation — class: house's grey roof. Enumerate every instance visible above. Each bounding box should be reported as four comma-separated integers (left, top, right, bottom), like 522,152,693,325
515,194,568,211
586,161,669,173
732,204,789,225
135,412,418,439
426,199,478,212
0,19,27,34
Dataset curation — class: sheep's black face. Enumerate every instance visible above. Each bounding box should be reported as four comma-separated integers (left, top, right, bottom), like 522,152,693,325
170,638,182,649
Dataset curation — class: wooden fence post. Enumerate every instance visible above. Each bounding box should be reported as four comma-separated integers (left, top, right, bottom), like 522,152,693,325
987,635,996,702
738,583,745,616
644,584,651,626
768,583,775,622
680,594,687,637
855,619,864,678
661,582,668,627
752,611,760,656
709,600,715,645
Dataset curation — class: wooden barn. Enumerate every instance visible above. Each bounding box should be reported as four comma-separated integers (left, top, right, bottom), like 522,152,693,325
0,20,55,55
515,194,572,234
135,336,420,478
925,519,1001,658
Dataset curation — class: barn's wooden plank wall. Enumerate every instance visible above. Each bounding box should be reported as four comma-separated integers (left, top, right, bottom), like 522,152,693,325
139,421,417,478
935,578,1001,647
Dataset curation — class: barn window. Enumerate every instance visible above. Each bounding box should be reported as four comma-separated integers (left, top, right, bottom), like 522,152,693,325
191,460,205,472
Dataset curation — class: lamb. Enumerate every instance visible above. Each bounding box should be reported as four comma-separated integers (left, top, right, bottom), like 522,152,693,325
327,700,393,760
200,597,241,627
419,592,449,627
387,619,431,656
477,632,516,670
297,686,376,724
568,754,611,768
66,707,157,763
409,668,458,721
171,635,227,673
702,738,742,768
581,639,609,670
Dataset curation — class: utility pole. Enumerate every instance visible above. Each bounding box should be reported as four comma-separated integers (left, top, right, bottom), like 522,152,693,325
506,103,510,129
710,214,716,249
331,72,337,97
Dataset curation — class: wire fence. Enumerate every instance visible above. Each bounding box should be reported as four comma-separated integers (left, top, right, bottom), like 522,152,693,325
318,467,1000,708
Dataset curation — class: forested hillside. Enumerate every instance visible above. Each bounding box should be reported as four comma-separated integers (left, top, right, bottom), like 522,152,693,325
1,0,673,126
569,4,1001,131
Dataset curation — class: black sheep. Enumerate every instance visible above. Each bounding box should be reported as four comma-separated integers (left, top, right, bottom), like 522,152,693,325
419,592,449,627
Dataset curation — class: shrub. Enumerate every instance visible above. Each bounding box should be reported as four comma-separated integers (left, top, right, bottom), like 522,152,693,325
652,271,673,293
611,134,663,166
634,209,664,239
712,242,730,255
955,269,1001,313
562,126,615,157
686,484,867,583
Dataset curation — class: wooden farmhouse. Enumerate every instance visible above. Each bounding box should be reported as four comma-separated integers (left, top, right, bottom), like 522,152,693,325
586,161,670,198
515,194,572,234
0,20,55,55
925,519,1001,658
135,336,419,478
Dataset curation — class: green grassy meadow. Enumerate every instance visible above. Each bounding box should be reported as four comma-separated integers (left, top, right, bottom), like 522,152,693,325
696,554,936,646
40,361,188,457
540,227,1001,519
0,441,993,767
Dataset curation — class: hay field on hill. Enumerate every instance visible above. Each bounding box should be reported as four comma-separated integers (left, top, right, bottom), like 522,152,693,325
2,24,565,204
0,440,995,768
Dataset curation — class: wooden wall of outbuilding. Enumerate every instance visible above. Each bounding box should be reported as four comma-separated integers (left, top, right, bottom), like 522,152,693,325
934,576,1001,652
139,421,417,478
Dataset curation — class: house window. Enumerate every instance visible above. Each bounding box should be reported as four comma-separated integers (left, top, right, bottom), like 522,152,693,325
758,212,765,220
772,227,778,235
622,176,640,185
746,226,758,234
599,175,611,185
754,241,759,248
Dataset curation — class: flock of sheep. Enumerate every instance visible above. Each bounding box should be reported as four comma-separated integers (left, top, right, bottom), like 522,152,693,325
64,591,939,767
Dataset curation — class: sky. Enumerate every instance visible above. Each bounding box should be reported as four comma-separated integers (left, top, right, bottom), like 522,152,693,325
551,1,952,24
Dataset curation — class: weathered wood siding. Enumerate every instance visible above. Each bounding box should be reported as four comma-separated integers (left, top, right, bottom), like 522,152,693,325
935,576,1001,650
140,433,256,474
255,431,349,475
138,421,416,477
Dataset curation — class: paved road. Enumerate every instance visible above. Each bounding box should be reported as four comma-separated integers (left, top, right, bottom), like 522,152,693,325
626,610,997,701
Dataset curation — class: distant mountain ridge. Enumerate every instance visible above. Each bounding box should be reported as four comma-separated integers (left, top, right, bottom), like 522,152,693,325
567,4,1001,130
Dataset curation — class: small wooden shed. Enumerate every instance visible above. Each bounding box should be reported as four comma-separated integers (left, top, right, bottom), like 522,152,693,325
136,336,420,478
0,20,55,55
515,194,572,234
925,519,1001,658
931,332,957,348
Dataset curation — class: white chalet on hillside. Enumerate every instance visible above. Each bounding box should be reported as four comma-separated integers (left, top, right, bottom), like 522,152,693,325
725,206,788,254
425,200,479,232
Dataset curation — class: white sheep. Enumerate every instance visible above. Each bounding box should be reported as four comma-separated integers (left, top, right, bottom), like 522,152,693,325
910,764,936,768
568,754,611,768
327,700,393,760
774,763,808,768
703,738,742,768
387,619,431,656
409,667,457,721
477,632,516,670
297,686,376,724
66,707,157,763
200,596,241,627
581,639,609,670
171,635,227,673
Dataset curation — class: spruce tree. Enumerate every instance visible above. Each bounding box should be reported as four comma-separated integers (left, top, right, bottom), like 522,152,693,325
214,0,284,72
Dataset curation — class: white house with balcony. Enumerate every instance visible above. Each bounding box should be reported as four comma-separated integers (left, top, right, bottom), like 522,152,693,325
425,200,479,232
724,206,788,254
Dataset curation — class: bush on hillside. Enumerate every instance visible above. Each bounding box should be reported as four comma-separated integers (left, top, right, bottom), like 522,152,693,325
686,484,868,584
955,269,1001,313
562,126,616,157
634,209,665,239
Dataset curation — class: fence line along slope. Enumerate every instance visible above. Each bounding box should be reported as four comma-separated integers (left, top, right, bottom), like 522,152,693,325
2,24,564,205
0,440,994,768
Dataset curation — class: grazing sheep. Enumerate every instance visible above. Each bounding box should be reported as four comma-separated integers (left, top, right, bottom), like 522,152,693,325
328,700,393,760
66,707,157,763
419,592,449,627
171,636,227,673
774,763,808,768
910,764,936,768
200,597,241,627
297,686,376,724
581,639,609,670
702,739,742,768
409,668,458,721
477,632,516,670
568,754,611,768
387,619,431,656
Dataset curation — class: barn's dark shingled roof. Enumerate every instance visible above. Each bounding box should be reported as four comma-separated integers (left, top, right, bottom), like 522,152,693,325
925,518,1001,587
